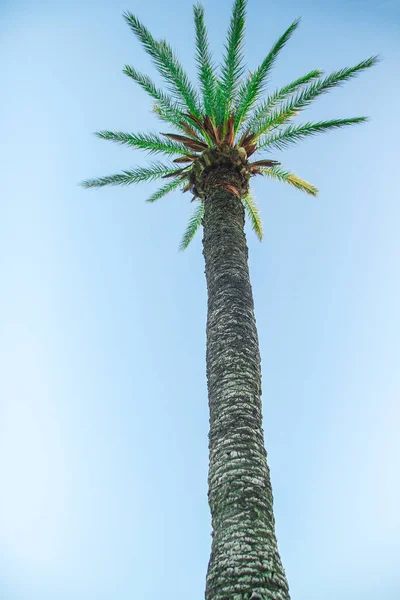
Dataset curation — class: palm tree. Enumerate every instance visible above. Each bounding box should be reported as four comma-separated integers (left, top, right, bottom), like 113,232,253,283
81,2,377,598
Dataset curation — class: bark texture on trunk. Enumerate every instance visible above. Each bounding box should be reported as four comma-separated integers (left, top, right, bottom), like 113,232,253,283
202,167,290,600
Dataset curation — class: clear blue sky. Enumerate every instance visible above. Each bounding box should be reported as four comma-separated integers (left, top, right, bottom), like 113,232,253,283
1,0,399,599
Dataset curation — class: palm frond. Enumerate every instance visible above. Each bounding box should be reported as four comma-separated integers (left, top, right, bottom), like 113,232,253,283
80,162,176,188
123,66,183,129
179,201,205,250
242,192,263,240
123,12,200,116
95,130,193,156
258,117,368,151
161,166,191,179
291,55,380,109
234,18,300,130
194,4,217,118
243,69,322,133
216,0,247,124
146,178,182,202
260,166,318,196
251,55,379,138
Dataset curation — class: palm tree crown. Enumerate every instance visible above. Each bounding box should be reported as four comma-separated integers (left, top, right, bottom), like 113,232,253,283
81,0,378,249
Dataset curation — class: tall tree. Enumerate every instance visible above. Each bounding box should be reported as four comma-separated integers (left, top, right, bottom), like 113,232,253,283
81,2,377,598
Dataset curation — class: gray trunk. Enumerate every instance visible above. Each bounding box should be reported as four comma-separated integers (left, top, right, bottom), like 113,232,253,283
202,174,290,600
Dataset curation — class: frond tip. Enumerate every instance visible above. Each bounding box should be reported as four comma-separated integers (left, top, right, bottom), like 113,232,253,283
260,166,318,196
193,3,217,117
247,56,379,139
242,192,263,240
146,178,182,202
234,18,300,129
95,130,194,156
123,65,184,129
258,117,368,151
123,11,200,116
216,0,247,124
80,162,177,188
179,201,205,250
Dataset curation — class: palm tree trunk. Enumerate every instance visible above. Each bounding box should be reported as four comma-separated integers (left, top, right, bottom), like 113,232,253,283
202,172,290,600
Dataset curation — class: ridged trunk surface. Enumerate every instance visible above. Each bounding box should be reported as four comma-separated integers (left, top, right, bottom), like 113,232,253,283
202,168,290,600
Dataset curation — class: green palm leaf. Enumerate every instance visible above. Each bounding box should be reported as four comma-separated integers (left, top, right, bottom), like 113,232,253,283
146,179,182,202
80,162,177,188
260,166,318,196
243,69,322,133
234,18,300,130
251,56,379,138
194,4,217,118
242,192,263,240
123,65,183,129
216,0,247,124
123,11,200,117
94,131,192,156
258,117,367,151
179,201,205,250
83,7,377,246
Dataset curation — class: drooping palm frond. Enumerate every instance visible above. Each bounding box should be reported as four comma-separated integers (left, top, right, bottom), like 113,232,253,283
123,65,184,129
179,201,205,250
258,117,368,151
95,131,194,156
146,178,183,202
234,18,300,130
243,69,322,133
194,4,217,118
80,162,177,188
216,0,247,125
260,166,318,196
242,192,263,240
123,11,201,117
250,56,379,138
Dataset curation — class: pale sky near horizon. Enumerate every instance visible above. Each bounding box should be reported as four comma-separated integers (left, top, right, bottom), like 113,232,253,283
1,0,399,599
